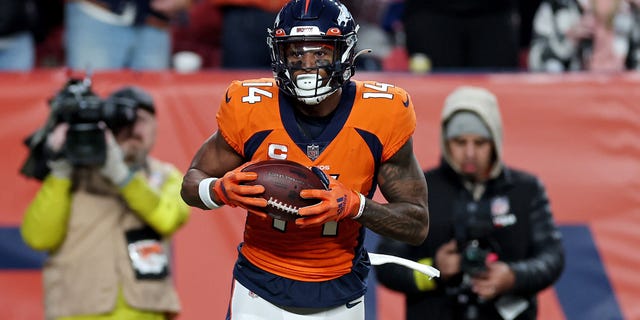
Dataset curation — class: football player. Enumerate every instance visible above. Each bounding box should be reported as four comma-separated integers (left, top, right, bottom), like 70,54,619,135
180,0,430,319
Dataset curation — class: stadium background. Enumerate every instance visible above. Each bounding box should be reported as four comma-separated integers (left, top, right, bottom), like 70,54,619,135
1,70,639,319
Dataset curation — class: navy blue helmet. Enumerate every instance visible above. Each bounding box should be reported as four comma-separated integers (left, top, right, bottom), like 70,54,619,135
268,0,359,104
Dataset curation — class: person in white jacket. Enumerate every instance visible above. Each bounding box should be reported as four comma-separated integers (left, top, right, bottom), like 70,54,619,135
528,0,640,72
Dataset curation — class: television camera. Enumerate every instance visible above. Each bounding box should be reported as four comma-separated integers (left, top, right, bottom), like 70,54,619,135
448,199,500,320
20,76,139,179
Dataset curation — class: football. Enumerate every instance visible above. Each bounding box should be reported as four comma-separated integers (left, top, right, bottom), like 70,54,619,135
242,159,325,221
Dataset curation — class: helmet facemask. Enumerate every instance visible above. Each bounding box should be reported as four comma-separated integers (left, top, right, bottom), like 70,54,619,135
270,36,356,105
267,0,359,105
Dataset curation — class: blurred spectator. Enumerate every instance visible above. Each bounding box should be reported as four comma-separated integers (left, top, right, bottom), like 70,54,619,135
33,0,65,67
172,0,222,69
212,0,289,69
342,0,395,71
517,0,544,66
65,0,191,71
376,86,565,320
0,0,37,70
402,0,520,72
378,0,411,71
529,0,640,72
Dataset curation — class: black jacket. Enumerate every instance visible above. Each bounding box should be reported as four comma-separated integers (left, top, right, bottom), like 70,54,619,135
375,159,564,320
0,0,35,36
404,0,514,16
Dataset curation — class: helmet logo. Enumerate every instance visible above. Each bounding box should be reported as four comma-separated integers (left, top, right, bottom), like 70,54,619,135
327,28,341,36
336,3,352,26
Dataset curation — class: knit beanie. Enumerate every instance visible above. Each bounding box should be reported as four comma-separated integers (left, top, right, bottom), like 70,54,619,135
445,111,491,139
107,86,155,115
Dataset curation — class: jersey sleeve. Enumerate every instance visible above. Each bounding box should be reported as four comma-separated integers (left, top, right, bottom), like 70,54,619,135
216,78,280,158
382,85,416,161
354,81,416,162
216,80,245,155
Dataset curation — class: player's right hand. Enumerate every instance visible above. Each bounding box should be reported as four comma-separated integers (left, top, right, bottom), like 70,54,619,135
212,162,268,217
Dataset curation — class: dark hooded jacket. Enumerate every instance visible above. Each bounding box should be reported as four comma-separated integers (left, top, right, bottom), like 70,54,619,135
375,86,564,320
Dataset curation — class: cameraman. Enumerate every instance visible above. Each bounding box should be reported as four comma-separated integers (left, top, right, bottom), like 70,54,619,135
375,86,564,320
20,85,189,320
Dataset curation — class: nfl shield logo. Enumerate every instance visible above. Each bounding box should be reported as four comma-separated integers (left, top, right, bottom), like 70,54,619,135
491,196,510,216
306,144,320,160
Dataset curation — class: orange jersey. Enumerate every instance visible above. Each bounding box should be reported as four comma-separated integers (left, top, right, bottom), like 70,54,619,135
217,78,416,306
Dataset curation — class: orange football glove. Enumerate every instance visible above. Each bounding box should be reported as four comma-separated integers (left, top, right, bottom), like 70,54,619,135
212,162,268,218
296,167,365,227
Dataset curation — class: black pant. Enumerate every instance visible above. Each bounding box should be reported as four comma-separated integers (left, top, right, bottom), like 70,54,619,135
404,10,520,71
220,6,276,69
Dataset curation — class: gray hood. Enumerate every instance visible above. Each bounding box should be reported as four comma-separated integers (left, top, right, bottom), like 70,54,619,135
440,86,504,179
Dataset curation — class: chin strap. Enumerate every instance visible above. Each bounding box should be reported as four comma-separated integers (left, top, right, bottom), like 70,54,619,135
298,94,332,105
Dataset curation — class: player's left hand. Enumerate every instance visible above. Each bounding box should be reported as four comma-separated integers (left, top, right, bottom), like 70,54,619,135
296,167,364,227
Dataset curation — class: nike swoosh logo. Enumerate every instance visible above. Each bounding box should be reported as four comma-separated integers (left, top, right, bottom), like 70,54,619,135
402,94,410,107
225,90,231,103
346,300,362,309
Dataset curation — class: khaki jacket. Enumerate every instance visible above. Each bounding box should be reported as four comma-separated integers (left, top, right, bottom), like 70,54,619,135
22,158,188,319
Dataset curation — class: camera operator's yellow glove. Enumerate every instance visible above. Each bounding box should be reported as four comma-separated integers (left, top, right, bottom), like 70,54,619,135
100,132,132,187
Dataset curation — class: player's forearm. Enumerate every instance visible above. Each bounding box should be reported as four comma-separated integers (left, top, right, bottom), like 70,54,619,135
181,168,212,210
358,200,429,246
370,143,429,245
